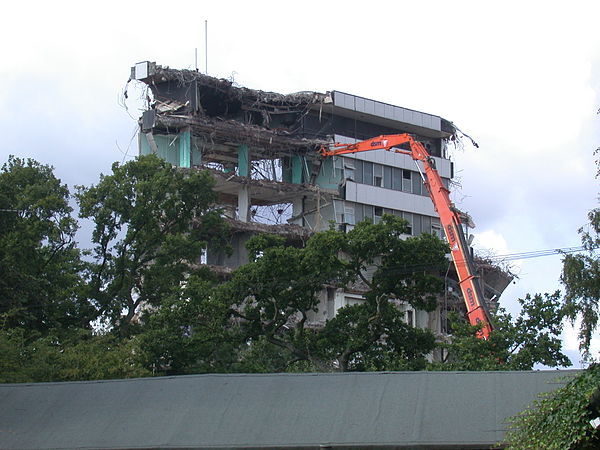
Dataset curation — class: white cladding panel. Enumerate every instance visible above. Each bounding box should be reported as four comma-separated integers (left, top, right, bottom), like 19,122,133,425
345,181,437,217
333,92,442,132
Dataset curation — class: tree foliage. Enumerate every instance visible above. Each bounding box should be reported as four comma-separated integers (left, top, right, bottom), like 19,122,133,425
76,155,226,334
0,154,576,382
562,208,600,358
0,156,90,333
207,215,448,372
504,364,600,449
434,291,571,370
0,327,149,383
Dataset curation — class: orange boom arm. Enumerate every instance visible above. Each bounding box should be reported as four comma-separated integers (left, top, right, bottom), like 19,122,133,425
320,134,493,339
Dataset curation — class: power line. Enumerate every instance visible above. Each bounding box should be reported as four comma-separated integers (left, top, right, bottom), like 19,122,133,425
478,246,588,263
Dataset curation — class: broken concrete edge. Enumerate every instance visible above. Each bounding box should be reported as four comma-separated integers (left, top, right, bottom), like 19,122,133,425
208,168,337,195
130,62,460,145
154,114,327,153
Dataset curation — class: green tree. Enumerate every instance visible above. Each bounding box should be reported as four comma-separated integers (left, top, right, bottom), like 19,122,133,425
0,327,149,383
212,215,448,372
562,208,600,358
0,156,89,333
504,364,600,449
136,270,238,374
76,155,226,335
433,291,571,370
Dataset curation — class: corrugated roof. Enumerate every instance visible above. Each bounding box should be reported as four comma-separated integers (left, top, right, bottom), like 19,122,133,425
0,370,577,449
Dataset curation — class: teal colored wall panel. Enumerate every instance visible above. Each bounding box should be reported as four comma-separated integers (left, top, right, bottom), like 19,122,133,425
140,134,152,156
154,135,179,166
238,145,249,177
291,155,303,184
313,157,341,190
179,130,191,168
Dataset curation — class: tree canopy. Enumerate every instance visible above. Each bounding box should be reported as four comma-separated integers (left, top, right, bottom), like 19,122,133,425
0,154,573,382
0,156,89,333
434,291,571,371
562,207,600,358
504,364,600,449
76,154,226,335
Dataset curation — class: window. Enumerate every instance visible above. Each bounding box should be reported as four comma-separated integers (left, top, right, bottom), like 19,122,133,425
412,173,423,196
421,215,431,235
334,199,344,224
412,214,422,235
383,165,392,189
374,206,383,224
406,309,415,327
374,164,383,187
354,159,363,183
402,212,413,235
392,167,403,191
355,203,364,223
334,157,343,177
402,170,412,192
431,217,443,239
363,162,373,186
344,204,355,225
344,158,355,181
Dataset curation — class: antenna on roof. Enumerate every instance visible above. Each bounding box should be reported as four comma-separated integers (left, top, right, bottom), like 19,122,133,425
205,20,208,74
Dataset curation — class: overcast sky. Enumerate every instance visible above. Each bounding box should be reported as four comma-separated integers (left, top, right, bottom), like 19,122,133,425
2,0,599,365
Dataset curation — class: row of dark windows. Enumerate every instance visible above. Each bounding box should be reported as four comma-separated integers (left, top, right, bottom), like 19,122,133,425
336,158,449,195
336,201,442,238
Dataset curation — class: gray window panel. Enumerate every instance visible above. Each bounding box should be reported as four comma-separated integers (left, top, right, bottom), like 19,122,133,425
374,164,383,187
355,203,364,223
383,208,394,216
431,217,443,239
402,170,412,193
364,204,374,219
402,212,413,235
413,214,422,235
442,178,450,189
363,162,373,186
422,215,431,234
374,206,383,217
393,168,403,191
412,173,422,196
354,160,363,184
383,166,392,189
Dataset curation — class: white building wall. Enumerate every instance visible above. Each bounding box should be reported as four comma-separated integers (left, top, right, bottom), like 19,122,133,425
345,181,437,217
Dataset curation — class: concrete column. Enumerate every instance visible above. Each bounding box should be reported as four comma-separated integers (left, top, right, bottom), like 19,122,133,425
238,185,250,222
179,128,191,168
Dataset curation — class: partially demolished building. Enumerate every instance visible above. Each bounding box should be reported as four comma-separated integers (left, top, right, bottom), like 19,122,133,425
130,61,511,338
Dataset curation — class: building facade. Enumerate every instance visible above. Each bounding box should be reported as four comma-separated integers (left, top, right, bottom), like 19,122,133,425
130,61,511,340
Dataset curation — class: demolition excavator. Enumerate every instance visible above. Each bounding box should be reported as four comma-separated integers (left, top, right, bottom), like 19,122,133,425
320,134,493,339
